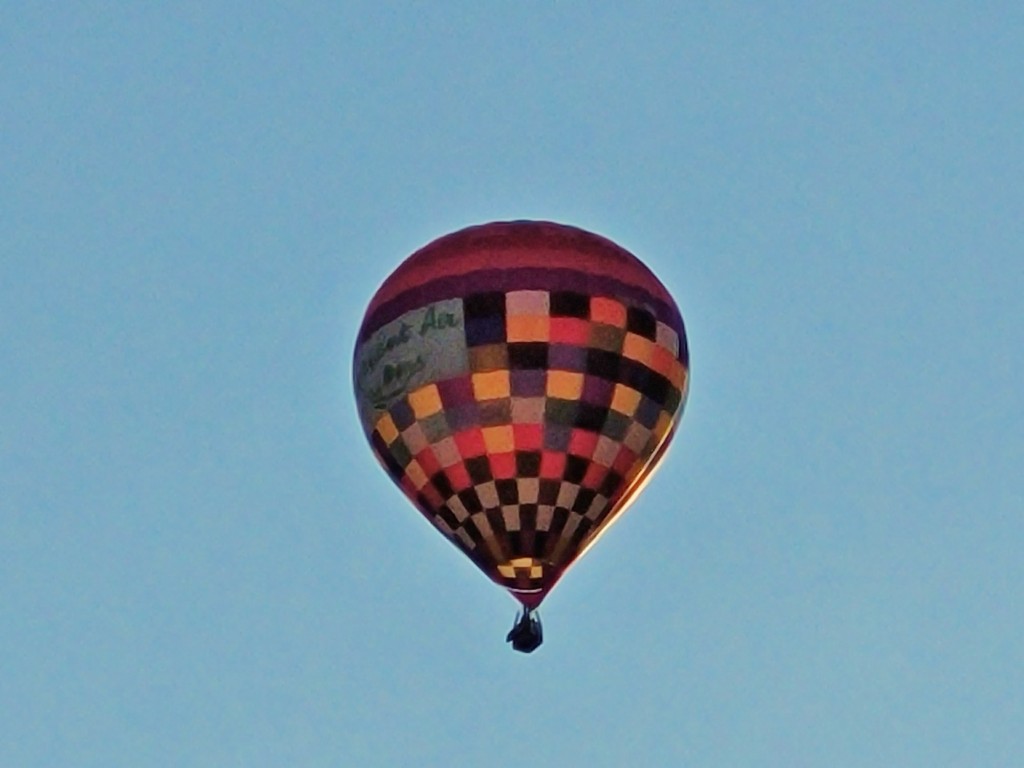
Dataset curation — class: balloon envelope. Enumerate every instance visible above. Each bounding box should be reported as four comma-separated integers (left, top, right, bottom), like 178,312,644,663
353,221,688,608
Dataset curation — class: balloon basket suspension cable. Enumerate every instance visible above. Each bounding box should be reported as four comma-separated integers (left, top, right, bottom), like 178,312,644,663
506,606,543,653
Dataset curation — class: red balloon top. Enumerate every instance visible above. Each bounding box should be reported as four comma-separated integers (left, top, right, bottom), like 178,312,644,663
360,221,683,347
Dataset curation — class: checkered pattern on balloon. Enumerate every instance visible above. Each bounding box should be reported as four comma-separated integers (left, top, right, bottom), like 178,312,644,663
354,222,689,611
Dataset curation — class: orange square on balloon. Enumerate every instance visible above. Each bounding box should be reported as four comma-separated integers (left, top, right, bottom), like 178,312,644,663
375,413,399,445
547,370,584,400
482,425,515,454
649,345,676,378
668,360,687,391
590,297,627,327
506,315,550,343
408,384,443,419
404,459,429,490
622,332,655,365
472,370,511,400
610,384,642,416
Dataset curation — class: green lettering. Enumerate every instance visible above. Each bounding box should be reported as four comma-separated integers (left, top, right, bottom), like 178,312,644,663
419,306,437,334
420,304,459,335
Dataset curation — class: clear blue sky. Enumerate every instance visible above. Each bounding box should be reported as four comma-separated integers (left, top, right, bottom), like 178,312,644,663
3,3,1022,766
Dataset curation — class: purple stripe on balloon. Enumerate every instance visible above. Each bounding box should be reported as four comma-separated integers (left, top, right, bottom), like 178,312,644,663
359,267,685,346
548,344,588,373
510,370,546,397
446,403,482,432
582,376,615,406
390,399,416,431
543,424,572,452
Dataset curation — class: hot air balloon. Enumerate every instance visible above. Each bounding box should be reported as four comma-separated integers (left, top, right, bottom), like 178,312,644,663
353,221,688,652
